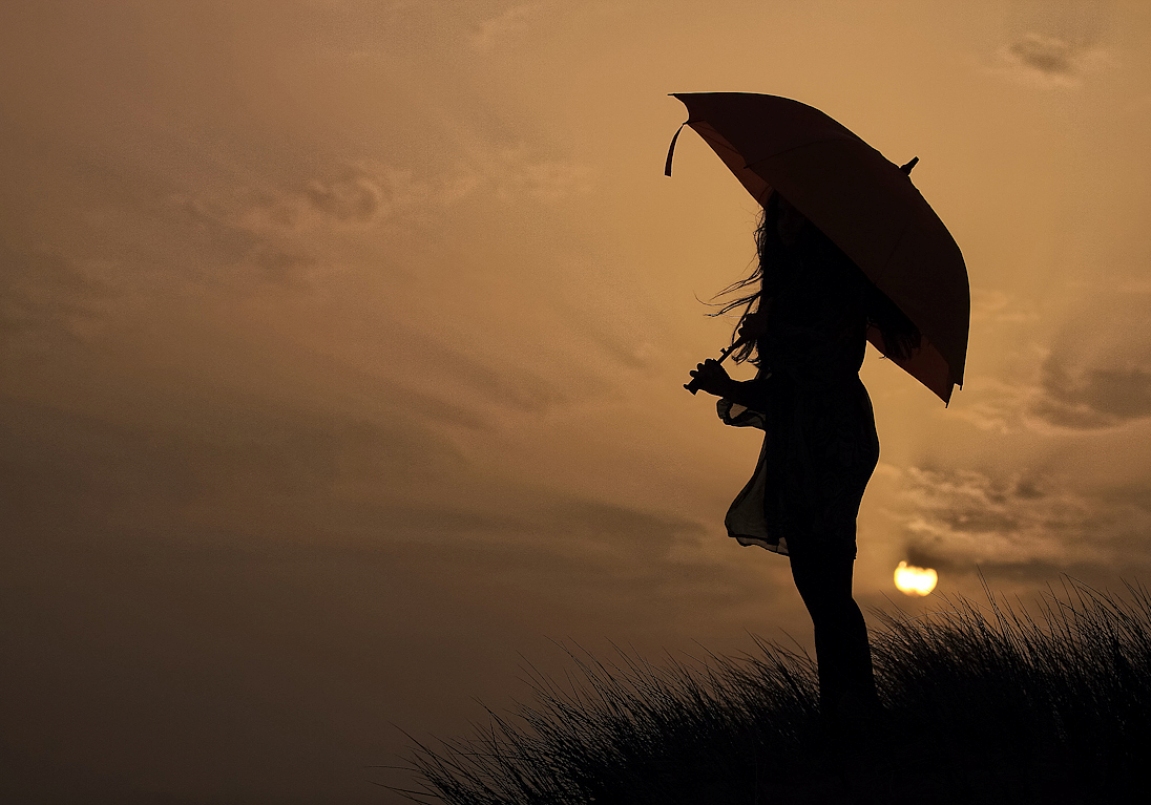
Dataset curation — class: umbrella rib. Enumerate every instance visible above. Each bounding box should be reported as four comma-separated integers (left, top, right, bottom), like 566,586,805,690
877,218,912,285
693,127,743,158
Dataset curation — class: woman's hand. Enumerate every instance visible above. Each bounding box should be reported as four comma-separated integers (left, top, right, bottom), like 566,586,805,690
688,359,733,397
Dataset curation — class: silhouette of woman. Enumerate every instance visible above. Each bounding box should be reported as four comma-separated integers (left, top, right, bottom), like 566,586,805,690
689,190,920,741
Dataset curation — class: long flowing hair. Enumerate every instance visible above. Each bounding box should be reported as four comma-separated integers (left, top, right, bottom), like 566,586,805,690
709,192,922,365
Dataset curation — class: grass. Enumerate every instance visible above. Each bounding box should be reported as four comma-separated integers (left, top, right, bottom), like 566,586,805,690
392,578,1151,804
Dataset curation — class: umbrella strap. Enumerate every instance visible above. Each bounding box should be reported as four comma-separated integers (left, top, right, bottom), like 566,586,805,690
664,121,688,177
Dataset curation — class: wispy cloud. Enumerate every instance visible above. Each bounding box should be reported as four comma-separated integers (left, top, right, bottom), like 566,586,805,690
950,378,1033,434
991,32,1112,87
469,3,542,52
970,288,1040,326
186,165,461,234
481,146,596,202
174,152,593,240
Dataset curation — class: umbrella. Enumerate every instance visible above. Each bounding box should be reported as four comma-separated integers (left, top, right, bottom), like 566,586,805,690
666,92,969,404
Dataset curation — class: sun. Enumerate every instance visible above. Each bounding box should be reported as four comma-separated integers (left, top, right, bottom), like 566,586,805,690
894,561,938,596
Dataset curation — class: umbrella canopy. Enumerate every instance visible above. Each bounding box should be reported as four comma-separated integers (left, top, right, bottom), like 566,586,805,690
666,92,969,404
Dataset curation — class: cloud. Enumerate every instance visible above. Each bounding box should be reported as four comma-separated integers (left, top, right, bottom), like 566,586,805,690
172,163,475,244
0,385,756,620
0,247,118,347
1007,33,1078,76
166,164,465,285
300,172,385,224
384,497,705,564
949,378,1031,434
956,364,1151,434
1125,93,1151,115
992,32,1111,87
469,3,542,52
952,329,1151,434
1022,350,1151,430
0,391,465,543
219,165,453,233
1028,353,1151,430
484,147,596,202
174,153,592,241
970,288,1040,326
893,465,1151,584
244,243,318,283
376,493,767,625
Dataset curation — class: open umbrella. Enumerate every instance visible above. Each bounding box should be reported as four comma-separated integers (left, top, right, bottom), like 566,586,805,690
666,92,969,404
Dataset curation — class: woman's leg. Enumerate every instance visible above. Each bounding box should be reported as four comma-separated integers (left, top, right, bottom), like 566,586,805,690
789,550,878,732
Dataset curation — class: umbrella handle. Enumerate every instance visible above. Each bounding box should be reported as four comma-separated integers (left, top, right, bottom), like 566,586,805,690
684,338,746,394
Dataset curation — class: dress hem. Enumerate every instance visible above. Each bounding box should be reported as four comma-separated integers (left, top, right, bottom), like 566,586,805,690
730,532,789,556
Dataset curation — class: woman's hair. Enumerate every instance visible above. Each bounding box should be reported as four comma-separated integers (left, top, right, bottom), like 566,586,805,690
709,191,922,364
708,193,784,365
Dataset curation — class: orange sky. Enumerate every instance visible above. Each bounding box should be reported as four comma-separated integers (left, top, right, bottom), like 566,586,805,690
3,1,1151,801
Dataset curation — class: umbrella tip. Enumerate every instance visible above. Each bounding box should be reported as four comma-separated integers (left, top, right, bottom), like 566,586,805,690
900,156,919,175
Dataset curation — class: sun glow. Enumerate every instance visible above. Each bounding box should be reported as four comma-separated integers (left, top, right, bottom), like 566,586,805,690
894,561,938,596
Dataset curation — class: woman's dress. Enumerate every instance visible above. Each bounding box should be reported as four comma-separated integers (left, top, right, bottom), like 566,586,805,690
717,238,880,561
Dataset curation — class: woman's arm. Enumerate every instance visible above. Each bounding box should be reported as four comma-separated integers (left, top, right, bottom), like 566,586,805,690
720,376,770,410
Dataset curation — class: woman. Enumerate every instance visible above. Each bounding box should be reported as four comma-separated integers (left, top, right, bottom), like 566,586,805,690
688,191,920,740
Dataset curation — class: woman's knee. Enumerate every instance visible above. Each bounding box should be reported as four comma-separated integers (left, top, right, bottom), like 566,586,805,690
790,554,857,613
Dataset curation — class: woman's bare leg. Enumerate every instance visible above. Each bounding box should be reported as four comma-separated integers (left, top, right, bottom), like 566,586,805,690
789,551,879,733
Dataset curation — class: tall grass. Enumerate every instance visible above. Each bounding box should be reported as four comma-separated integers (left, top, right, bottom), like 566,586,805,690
394,579,1151,804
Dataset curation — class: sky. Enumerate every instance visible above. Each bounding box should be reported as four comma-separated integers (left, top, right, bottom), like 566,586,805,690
2,0,1151,802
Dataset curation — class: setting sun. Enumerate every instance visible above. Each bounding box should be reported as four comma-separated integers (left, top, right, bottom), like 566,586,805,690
894,561,939,596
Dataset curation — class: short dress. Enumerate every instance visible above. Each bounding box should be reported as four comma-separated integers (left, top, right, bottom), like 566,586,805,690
717,241,880,561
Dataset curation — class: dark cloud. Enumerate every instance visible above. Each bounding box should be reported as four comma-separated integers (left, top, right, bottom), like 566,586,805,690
1006,32,1080,76
994,31,1109,87
901,545,1143,595
958,305,1151,433
1029,354,1151,429
0,247,110,344
0,377,714,589
996,0,1114,86
342,483,770,635
382,499,709,586
243,242,318,283
0,387,466,554
166,190,322,285
895,466,1151,586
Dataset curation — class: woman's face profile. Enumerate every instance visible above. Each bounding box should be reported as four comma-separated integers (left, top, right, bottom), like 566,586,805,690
774,194,808,247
